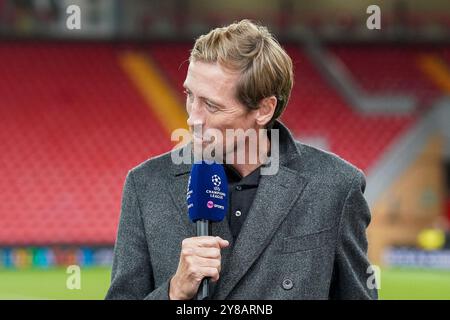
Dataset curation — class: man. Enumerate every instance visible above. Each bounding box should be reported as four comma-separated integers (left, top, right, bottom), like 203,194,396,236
105,20,378,300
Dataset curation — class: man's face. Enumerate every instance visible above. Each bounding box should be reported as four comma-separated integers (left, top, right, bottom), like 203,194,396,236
183,60,258,158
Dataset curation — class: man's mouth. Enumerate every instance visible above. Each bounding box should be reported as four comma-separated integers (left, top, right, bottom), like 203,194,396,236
193,134,204,142
192,133,211,144
192,130,215,144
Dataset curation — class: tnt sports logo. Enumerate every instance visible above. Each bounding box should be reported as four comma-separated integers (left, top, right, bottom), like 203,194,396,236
207,201,214,209
211,175,221,187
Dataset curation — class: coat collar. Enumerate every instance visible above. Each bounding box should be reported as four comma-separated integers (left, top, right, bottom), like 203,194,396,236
166,121,309,299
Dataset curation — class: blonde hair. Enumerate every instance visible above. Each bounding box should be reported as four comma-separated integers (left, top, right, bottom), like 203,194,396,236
189,19,294,127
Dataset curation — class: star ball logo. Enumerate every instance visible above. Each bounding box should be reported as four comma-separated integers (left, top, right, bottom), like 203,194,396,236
211,175,221,187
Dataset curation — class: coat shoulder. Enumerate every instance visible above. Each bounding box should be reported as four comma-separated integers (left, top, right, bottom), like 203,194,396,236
294,141,365,184
127,149,178,181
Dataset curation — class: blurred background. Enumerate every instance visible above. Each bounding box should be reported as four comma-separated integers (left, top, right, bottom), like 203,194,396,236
1,0,450,299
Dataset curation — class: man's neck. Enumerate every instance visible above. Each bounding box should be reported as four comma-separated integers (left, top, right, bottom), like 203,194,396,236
227,135,271,178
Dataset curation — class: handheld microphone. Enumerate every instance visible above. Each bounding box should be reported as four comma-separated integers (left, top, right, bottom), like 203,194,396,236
186,161,228,300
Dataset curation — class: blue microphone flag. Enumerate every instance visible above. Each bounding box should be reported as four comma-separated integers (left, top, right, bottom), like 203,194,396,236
187,161,228,223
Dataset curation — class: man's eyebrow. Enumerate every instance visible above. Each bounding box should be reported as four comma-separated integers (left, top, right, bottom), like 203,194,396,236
182,84,225,108
204,96,225,108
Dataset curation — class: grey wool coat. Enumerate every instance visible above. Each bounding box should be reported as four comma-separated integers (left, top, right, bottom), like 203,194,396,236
105,121,378,300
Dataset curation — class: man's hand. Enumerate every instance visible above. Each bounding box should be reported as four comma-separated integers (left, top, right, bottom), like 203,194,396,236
169,236,229,300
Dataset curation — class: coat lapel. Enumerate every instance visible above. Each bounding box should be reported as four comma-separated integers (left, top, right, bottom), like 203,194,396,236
212,165,309,300
167,167,195,235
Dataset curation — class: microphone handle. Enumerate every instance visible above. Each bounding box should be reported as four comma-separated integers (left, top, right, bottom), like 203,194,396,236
196,219,211,300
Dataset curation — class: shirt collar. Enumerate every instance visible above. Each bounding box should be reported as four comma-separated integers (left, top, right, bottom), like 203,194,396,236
224,164,261,186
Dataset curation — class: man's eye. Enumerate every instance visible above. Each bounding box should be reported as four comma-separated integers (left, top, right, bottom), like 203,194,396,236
183,89,192,97
205,102,219,112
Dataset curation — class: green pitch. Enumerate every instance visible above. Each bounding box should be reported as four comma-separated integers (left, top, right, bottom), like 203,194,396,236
0,267,449,299
0,267,111,299
379,268,450,299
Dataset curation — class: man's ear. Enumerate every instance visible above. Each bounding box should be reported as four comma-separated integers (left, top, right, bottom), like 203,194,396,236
255,96,277,127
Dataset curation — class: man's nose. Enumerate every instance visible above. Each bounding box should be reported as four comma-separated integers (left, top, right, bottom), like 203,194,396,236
186,101,205,128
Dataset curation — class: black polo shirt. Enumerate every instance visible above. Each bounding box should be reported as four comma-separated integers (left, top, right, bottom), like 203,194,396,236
224,165,261,240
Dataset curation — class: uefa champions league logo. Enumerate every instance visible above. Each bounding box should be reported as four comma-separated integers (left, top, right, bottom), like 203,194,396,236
211,175,221,187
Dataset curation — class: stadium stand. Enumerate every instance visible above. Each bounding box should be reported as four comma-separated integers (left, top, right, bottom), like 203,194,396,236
0,42,171,245
330,45,442,108
0,42,446,245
